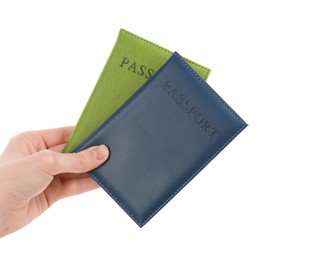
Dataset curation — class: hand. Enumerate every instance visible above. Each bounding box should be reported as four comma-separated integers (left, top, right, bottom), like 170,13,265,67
0,126,109,238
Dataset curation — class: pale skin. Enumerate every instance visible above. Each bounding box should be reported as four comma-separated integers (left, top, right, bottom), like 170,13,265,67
0,126,109,238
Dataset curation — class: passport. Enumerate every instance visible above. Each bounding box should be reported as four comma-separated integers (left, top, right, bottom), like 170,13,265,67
73,52,247,227
63,29,210,152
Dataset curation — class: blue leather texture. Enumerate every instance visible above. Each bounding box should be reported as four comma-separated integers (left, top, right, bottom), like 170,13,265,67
73,52,247,227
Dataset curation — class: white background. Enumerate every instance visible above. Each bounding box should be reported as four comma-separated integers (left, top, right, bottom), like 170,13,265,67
0,0,312,259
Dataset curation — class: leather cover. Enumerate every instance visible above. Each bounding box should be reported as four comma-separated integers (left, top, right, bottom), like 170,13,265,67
63,29,211,152
73,52,247,227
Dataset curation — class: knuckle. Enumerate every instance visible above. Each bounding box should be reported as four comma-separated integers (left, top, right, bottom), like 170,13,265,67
37,150,58,173
8,131,43,150
71,152,85,168
8,132,29,145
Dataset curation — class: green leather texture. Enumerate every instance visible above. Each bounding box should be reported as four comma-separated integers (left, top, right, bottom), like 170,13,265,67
63,28,211,152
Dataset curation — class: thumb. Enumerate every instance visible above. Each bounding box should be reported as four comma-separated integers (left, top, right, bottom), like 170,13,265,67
32,145,110,175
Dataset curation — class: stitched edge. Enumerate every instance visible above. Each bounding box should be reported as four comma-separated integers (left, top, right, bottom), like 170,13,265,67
90,173,141,225
175,53,245,123
140,53,247,226
141,125,246,227
89,52,246,227
121,29,210,79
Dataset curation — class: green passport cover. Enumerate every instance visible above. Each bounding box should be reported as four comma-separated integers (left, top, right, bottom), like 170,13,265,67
63,28,211,152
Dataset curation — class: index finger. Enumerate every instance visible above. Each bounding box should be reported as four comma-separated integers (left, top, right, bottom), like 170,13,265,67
32,126,74,148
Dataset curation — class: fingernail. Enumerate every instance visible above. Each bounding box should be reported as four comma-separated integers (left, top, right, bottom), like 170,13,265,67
92,145,109,160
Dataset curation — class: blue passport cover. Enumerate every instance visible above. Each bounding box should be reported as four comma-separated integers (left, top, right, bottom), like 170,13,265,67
73,52,247,227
